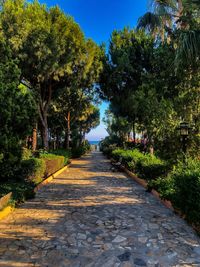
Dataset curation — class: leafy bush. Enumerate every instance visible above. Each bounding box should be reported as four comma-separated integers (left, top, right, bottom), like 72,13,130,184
51,149,71,165
0,148,22,182
0,181,35,207
111,149,125,161
20,158,46,184
101,144,119,158
112,149,145,168
0,42,37,183
100,136,123,157
112,148,168,180
71,142,91,158
135,155,168,180
0,151,70,208
148,177,174,199
170,158,200,224
148,158,200,225
21,148,33,160
39,153,65,177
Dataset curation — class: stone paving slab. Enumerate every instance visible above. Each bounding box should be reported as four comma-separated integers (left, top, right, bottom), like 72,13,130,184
0,152,200,267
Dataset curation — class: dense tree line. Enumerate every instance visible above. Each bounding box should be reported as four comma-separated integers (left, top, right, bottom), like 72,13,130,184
0,0,199,182
100,0,200,160
0,0,103,178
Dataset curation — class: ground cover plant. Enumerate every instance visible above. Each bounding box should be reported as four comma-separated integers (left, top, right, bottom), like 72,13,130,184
112,148,168,180
0,149,72,209
149,158,200,225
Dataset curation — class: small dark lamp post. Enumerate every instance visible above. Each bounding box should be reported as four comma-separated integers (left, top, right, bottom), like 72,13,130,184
178,122,190,154
179,122,189,136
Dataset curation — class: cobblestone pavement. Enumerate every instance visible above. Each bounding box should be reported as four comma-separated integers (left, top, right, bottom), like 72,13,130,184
1,152,200,267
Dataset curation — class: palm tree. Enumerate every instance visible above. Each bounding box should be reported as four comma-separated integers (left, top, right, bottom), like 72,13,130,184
137,0,200,67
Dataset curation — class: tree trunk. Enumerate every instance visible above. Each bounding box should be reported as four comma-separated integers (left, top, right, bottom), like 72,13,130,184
42,115,49,150
79,126,83,146
32,123,37,151
56,130,60,149
38,104,49,150
66,111,71,149
133,122,136,143
38,83,52,151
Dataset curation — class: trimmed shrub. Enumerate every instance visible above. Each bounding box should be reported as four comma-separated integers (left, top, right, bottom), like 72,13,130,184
51,149,71,165
170,158,200,224
71,142,91,158
112,149,145,168
102,145,119,158
21,148,32,160
21,158,46,184
112,148,168,180
39,153,65,177
112,149,125,161
0,181,35,206
135,155,168,180
148,158,200,225
148,177,174,199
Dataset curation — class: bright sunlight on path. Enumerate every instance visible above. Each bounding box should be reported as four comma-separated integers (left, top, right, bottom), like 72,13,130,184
0,152,200,267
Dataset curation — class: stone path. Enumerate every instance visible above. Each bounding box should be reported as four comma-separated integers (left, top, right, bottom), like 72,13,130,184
0,152,200,267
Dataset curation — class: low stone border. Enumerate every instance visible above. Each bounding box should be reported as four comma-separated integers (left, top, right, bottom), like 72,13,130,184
111,159,174,212
0,164,70,221
121,166,148,188
0,192,12,210
121,165,174,211
0,206,13,220
34,164,70,192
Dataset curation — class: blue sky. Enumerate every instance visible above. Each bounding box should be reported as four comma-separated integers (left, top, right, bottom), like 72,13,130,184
40,0,148,140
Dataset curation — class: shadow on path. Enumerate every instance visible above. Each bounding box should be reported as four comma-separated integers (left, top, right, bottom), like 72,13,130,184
0,152,200,267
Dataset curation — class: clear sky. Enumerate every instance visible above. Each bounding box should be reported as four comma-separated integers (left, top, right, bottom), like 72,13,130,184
40,0,148,141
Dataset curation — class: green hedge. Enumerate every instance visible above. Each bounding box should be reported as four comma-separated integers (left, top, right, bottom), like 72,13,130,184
170,159,200,224
71,142,91,158
0,150,71,208
21,148,33,160
149,158,200,225
50,149,71,165
0,181,35,205
135,155,168,180
112,148,168,180
21,158,46,184
40,154,65,177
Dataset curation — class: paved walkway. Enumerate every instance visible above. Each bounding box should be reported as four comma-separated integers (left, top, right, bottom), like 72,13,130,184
0,152,200,267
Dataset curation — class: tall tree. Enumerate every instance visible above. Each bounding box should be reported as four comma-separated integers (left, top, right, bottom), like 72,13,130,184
99,28,154,136
0,41,36,180
1,0,86,149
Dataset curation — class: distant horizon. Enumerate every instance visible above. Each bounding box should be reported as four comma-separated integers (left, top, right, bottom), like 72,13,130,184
87,136,107,142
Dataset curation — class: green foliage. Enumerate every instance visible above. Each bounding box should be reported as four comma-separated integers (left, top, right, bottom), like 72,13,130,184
103,109,132,142
0,149,72,207
0,40,37,181
148,177,174,200
0,0,103,150
99,136,121,158
170,158,200,224
0,181,35,206
112,148,168,180
50,149,71,165
71,142,91,158
149,158,200,224
112,149,145,166
135,155,168,180
20,158,46,184
21,148,33,160
39,153,65,177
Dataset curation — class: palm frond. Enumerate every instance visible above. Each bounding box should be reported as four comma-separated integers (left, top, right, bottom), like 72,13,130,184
175,30,200,68
148,0,178,13
137,12,161,32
